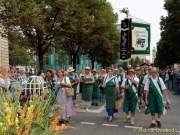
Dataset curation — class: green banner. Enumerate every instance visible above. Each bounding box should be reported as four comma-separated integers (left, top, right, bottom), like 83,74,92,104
132,23,151,55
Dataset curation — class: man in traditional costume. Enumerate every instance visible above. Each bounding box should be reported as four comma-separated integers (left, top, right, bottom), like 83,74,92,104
121,68,139,125
144,67,170,128
113,68,124,112
135,66,145,112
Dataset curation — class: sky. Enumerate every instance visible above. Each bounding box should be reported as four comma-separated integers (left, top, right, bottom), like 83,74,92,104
107,0,167,58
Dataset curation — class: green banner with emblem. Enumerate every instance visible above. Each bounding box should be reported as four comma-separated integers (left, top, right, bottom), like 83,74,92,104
132,23,151,55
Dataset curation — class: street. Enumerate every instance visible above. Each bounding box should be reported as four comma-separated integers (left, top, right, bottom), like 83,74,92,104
65,92,180,135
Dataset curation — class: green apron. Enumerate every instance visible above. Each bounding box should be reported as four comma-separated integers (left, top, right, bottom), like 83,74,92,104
92,78,100,100
148,78,164,115
104,78,116,109
46,79,56,104
82,76,94,102
123,80,138,113
138,75,144,97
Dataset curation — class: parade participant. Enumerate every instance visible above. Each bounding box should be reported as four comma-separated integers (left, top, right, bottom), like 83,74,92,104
98,69,106,104
81,67,95,110
143,66,152,86
135,66,144,111
144,67,170,128
0,73,6,90
142,66,152,113
121,68,139,125
56,70,74,123
113,68,123,112
92,69,100,106
114,68,123,85
17,68,28,86
67,67,79,105
45,70,56,103
103,68,119,122
164,69,169,88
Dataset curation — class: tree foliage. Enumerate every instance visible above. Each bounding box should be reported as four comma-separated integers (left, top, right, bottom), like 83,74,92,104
0,0,119,70
8,32,34,66
155,0,180,68
1,0,64,69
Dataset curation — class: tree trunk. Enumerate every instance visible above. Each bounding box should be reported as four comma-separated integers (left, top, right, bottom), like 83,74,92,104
38,52,44,70
37,46,44,70
72,53,77,71
91,57,95,70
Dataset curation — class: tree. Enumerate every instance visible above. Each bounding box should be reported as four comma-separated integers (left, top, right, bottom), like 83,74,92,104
83,1,119,69
54,0,93,70
1,0,120,70
0,0,63,70
55,0,119,69
9,32,32,66
155,0,180,68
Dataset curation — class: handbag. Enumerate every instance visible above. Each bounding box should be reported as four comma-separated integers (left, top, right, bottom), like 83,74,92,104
66,87,74,97
64,77,74,97
115,99,122,112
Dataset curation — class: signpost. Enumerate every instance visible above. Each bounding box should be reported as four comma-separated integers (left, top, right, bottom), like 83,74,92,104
119,8,151,67
120,18,132,61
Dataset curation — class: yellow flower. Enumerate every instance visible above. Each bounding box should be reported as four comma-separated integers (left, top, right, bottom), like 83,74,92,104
4,102,9,107
15,115,19,126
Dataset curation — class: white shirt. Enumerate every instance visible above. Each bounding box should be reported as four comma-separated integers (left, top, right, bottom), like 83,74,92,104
116,75,122,83
165,73,169,81
0,78,6,88
63,76,71,85
121,76,139,93
104,75,119,88
144,76,167,92
143,74,150,85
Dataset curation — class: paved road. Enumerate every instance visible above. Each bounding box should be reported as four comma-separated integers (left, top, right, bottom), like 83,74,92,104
64,92,180,135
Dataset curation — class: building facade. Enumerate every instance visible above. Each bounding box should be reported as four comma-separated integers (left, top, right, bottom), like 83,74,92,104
0,25,9,69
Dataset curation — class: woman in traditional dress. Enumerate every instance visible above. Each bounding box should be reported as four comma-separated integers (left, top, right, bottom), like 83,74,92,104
67,67,80,105
144,67,170,128
92,69,100,106
45,70,56,103
121,68,139,125
56,70,74,123
103,68,119,122
99,69,106,104
81,67,95,110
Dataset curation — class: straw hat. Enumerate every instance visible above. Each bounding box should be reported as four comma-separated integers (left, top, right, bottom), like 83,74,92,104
67,67,75,73
135,66,141,71
128,68,135,73
85,67,91,70
151,67,158,73
127,65,132,69
114,68,119,71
